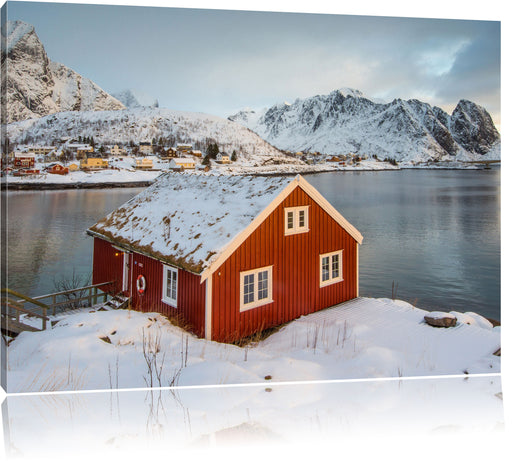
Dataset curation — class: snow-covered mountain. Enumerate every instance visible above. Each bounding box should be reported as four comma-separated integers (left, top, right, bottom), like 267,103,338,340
229,89,501,162
6,107,298,165
1,20,125,124
112,89,159,108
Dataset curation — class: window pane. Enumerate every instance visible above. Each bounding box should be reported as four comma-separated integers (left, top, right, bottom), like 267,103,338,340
171,271,177,300
332,254,339,279
166,270,172,298
298,210,305,227
287,211,294,229
322,257,330,281
244,274,254,304
258,271,268,300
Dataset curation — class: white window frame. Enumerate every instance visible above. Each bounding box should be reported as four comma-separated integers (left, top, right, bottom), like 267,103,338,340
319,250,344,287
240,265,273,312
284,206,309,235
162,264,178,307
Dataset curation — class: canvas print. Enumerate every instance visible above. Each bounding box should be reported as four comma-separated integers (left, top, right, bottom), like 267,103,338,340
0,1,501,393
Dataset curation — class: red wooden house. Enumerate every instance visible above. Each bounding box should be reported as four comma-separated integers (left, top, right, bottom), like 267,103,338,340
87,173,363,343
13,153,35,168
45,163,69,175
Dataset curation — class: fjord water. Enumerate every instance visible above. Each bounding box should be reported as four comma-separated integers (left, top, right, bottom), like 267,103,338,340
308,168,500,321
3,168,500,321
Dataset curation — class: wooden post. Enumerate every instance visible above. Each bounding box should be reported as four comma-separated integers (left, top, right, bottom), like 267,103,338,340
42,307,47,330
93,287,98,305
52,294,57,316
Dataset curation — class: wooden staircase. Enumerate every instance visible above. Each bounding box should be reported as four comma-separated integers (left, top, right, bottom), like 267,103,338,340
102,294,131,310
1,288,50,338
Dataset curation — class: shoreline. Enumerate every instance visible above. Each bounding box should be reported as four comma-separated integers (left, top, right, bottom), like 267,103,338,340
1,164,495,191
1,180,155,191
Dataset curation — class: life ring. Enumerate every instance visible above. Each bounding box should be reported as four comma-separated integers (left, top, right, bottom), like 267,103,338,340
136,275,146,294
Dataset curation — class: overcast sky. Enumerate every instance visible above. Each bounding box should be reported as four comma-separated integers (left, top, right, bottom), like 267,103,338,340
7,1,502,128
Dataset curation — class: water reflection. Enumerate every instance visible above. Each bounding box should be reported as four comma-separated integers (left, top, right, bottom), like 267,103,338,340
2,169,501,320
2,375,503,460
307,169,500,319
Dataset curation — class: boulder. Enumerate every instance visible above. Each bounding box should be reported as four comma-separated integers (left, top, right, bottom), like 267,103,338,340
424,312,457,328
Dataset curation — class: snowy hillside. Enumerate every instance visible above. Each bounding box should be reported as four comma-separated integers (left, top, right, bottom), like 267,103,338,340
1,20,125,124
229,89,501,163
6,107,298,165
112,89,159,108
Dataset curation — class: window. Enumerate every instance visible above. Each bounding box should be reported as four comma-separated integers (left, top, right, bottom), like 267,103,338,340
240,266,273,311
284,206,309,235
319,250,343,287
162,265,178,307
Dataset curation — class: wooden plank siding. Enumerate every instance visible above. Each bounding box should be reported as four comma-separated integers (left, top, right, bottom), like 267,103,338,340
211,185,358,342
92,237,205,337
92,238,124,295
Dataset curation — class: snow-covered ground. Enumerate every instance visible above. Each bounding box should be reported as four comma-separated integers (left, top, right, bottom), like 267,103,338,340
7,297,500,393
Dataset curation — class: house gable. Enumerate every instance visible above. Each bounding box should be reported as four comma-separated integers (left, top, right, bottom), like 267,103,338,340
208,181,362,342
200,175,362,282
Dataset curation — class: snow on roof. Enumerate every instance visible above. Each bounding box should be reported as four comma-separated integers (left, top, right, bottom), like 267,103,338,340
14,152,35,158
172,158,196,163
88,173,298,274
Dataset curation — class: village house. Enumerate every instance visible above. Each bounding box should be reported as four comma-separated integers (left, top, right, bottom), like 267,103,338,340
176,144,193,154
110,145,127,156
26,145,54,156
135,158,154,169
68,163,79,172
88,174,363,343
162,147,178,158
45,163,69,175
139,141,153,155
68,144,94,159
80,158,109,170
216,152,231,164
13,152,35,168
170,158,196,170
190,150,203,158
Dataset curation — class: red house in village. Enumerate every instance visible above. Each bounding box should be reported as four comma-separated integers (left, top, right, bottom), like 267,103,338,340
87,174,363,343
45,163,69,175
13,153,35,168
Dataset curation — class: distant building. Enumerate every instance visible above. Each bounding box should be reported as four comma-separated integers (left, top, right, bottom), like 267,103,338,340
26,145,54,155
170,158,196,170
161,147,178,159
135,158,154,169
139,142,153,155
80,158,108,170
176,144,193,154
68,144,94,159
45,163,69,175
216,152,231,164
13,152,35,168
110,145,127,156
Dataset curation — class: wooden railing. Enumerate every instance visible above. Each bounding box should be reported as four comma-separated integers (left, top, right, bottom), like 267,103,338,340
1,288,51,333
13,281,116,317
1,281,115,336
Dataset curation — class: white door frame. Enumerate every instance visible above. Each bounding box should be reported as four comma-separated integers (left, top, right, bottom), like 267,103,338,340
122,252,130,293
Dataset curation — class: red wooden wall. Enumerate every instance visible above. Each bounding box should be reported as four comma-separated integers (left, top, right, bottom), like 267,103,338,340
210,185,358,342
92,237,205,337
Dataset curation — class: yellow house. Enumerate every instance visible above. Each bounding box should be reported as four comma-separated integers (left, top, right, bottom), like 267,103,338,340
110,145,126,156
135,158,154,169
68,163,79,171
170,158,196,169
80,158,109,170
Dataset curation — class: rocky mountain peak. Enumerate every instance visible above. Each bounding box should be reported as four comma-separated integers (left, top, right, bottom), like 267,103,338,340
2,20,125,124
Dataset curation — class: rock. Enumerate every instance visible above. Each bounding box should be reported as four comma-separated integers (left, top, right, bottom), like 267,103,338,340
424,312,457,328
